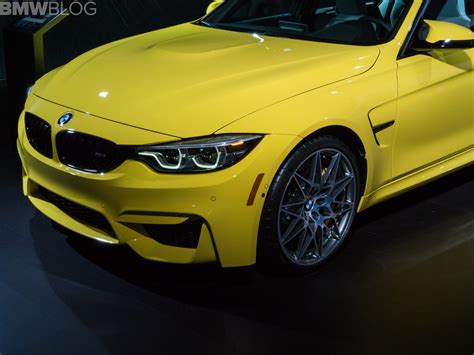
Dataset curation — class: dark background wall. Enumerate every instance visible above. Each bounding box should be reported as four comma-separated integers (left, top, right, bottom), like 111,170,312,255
0,0,211,80
0,12,15,79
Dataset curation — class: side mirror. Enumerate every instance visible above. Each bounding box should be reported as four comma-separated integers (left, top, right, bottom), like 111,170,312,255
206,0,224,15
415,20,473,50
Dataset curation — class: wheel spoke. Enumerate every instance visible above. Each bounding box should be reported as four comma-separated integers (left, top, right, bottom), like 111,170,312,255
323,153,340,184
330,175,353,198
333,227,342,241
329,219,342,241
309,151,323,187
295,228,313,261
282,201,306,209
295,172,313,187
281,209,304,220
315,225,324,258
282,222,306,245
333,199,353,207
281,218,299,243
333,200,354,216
293,174,311,198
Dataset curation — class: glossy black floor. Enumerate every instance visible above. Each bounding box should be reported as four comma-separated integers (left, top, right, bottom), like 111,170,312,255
0,82,473,355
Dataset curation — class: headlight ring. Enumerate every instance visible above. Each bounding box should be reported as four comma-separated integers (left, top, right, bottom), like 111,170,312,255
134,134,263,173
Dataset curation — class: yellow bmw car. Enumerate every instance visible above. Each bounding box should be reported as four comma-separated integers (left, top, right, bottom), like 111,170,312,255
17,0,473,272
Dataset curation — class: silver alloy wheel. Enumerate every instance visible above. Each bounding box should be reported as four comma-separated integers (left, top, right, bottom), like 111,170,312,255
277,148,357,266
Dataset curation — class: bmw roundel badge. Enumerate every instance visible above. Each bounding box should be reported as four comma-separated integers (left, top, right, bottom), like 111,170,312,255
58,112,74,126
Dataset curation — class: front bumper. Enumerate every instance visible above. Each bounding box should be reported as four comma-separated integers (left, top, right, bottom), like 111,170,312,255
18,97,300,267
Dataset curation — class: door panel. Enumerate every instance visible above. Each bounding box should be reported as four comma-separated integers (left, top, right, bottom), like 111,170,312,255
393,48,473,178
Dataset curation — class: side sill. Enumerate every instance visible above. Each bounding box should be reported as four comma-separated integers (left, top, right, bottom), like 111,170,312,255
358,148,473,212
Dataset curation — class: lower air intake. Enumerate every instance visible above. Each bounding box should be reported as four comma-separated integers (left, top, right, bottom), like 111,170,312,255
144,218,203,249
39,186,115,237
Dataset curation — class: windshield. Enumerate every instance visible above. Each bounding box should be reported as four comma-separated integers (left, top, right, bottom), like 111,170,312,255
200,0,412,45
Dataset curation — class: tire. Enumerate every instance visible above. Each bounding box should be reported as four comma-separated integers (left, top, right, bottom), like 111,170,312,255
258,135,361,274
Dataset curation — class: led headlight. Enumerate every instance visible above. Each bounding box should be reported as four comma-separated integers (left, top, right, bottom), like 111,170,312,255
134,134,263,173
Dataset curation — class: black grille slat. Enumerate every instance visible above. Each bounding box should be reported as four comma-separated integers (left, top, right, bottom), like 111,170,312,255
25,113,53,158
56,131,129,173
39,186,115,237
144,218,203,249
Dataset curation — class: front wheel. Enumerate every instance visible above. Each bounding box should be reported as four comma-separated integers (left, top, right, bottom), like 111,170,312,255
258,136,361,273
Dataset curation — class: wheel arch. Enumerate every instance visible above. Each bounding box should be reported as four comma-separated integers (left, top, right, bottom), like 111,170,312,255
301,125,368,195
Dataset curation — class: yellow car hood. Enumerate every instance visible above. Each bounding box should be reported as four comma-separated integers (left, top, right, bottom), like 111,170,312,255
34,23,380,138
